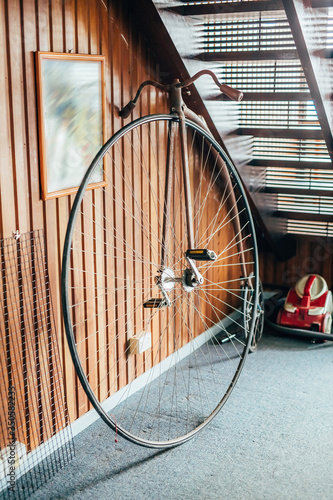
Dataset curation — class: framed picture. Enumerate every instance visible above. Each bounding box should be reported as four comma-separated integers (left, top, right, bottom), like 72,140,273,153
35,52,106,200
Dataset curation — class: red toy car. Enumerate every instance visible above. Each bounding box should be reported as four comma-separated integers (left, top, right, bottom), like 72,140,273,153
277,274,333,334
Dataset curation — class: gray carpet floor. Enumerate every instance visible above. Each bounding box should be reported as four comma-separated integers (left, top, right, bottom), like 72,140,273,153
28,328,333,500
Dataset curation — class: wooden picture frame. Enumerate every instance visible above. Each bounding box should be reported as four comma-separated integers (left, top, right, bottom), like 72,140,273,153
35,52,106,200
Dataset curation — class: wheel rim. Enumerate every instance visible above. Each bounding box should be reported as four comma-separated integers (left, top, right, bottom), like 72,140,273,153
62,114,259,447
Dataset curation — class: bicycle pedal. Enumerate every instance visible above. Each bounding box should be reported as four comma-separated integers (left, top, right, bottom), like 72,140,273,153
143,298,165,308
186,249,217,261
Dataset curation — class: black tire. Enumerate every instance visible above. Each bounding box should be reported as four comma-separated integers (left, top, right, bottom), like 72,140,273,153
61,113,259,448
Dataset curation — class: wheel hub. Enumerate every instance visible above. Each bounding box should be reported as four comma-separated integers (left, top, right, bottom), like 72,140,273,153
182,268,199,292
156,268,176,292
155,266,203,295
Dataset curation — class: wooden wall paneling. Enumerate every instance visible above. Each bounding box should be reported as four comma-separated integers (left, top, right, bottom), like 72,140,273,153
62,0,78,423
35,235,58,444
106,2,120,395
57,198,74,421
166,134,174,359
104,164,117,399
109,4,121,138
33,235,59,446
93,186,107,402
216,173,228,318
307,241,318,277
72,0,94,414
194,143,206,333
113,137,127,391
259,250,273,287
285,245,300,288
3,242,28,451
322,243,333,288
186,134,194,345
50,0,68,423
20,238,43,451
204,151,214,328
6,0,30,235
123,130,135,384
101,0,111,139
76,0,89,54
114,106,127,390
0,244,14,451
131,124,144,379
157,118,168,362
63,0,75,53
0,248,8,449
260,240,333,291
36,0,50,52
299,240,313,278
141,99,152,374
191,143,202,336
0,0,301,439
21,0,44,232
160,112,172,360
89,0,99,55
266,251,277,287
71,213,89,418
35,1,62,407
129,30,144,379
309,240,325,278
150,95,160,367
216,195,227,324
92,0,108,399
157,113,166,357
173,128,183,351
135,38,150,373
50,0,63,53
207,178,218,329
205,152,215,332
121,11,136,386
111,8,127,391
44,207,60,335
101,4,116,402
273,255,287,288
131,7,147,380
82,196,98,411
149,117,160,365
46,0,104,421
208,158,221,325
0,0,16,237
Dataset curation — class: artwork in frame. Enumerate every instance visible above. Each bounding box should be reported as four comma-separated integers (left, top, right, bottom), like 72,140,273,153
35,52,106,200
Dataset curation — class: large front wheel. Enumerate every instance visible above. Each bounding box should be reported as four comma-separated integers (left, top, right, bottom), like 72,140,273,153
61,114,259,448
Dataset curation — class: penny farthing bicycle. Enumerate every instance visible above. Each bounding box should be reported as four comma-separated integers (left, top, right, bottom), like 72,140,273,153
62,70,259,448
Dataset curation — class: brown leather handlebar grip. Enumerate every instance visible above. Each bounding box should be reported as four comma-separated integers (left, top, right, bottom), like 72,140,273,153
119,100,136,119
220,84,243,102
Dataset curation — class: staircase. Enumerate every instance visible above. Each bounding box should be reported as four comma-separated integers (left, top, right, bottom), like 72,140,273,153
129,0,333,258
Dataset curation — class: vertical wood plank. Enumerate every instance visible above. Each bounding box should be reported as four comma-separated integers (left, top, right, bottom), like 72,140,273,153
21,0,44,231
6,0,30,234
0,0,16,237
76,0,89,54
64,0,75,53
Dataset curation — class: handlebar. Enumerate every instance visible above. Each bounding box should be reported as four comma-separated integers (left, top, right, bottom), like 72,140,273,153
119,70,243,119
180,70,243,102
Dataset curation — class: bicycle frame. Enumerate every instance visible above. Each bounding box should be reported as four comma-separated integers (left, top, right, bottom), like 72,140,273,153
120,72,249,285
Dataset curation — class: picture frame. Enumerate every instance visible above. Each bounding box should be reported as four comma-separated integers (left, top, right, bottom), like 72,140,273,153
35,52,106,200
